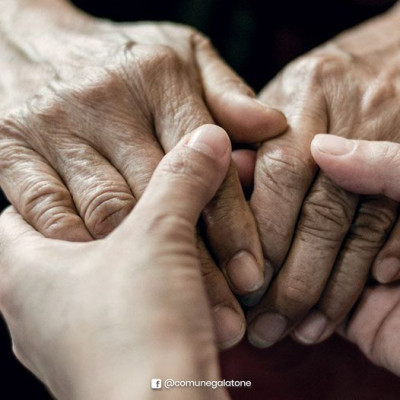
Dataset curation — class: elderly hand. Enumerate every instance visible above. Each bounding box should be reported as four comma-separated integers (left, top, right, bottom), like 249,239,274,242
310,134,400,376
247,4,400,347
0,0,287,347
0,125,232,400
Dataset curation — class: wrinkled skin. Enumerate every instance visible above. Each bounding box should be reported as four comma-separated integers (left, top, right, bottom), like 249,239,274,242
248,5,400,347
311,134,400,377
0,125,232,400
0,0,287,347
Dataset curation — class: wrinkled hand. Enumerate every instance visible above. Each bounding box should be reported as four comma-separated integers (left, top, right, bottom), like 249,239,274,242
311,134,400,376
0,125,232,400
247,6,400,347
0,0,287,347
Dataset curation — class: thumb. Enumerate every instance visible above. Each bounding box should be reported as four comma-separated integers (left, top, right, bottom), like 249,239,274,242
0,207,45,274
116,124,231,237
0,206,44,246
311,134,400,201
194,35,287,143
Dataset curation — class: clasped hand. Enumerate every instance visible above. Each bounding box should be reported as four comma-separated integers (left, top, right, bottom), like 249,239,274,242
1,1,400,399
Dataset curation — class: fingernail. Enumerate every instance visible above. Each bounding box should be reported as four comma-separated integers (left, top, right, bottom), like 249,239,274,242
248,313,287,348
240,261,274,307
376,257,400,283
293,311,327,344
213,307,245,350
226,251,263,294
187,124,230,159
312,135,356,156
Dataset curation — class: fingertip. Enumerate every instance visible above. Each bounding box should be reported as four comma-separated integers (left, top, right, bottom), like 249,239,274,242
292,311,328,345
225,251,264,295
217,95,287,143
253,99,288,131
213,306,245,350
373,257,400,284
232,149,257,189
311,134,356,158
186,124,231,163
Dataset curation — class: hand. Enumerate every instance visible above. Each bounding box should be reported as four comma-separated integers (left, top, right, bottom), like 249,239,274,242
247,5,400,347
0,0,287,346
310,134,400,376
0,125,232,400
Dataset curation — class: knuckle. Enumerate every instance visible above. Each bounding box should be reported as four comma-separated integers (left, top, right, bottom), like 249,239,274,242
20,179,79,235
148,44,180,66
159,155,191,177
297,177,355,242
200,262,234,308
204,172,246,221
361,80,399,119
276,279,318,317
21,68,134,133
159,151,212,192
289,51,347,85
257,144,315,198
145,213,196,245
347,197,396,251
134,44,183,76
40,213,81,239
24,85,67,125
191,30,212,50
320,281,359,321
83,190,135,238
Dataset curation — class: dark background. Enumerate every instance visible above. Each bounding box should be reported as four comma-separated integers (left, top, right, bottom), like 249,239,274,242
0,0,398,398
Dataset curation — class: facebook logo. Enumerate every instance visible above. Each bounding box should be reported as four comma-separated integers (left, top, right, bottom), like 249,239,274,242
151,379,162,390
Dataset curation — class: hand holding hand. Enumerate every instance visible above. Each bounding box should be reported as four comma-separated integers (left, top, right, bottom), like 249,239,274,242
247,5,400,347
0,0,287,347
311,134,400,377
0,125,233,400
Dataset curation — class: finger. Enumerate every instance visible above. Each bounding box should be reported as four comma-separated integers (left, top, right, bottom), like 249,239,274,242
260,135,400,346
0,207,45,294
248,173,358,348
91,126,165,200
232,149,257,190
90,105,247,344
201,162,268,298
293,195,397,345
35,138,136,239
100,115,246,347
251,113,327,270
0,141,91,242
311,135,400,201
197,239,245,350
117,124,231,233
153,71,267,297
373,217,400,284
194,34,287,142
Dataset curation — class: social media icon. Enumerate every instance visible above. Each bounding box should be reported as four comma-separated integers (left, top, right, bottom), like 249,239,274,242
151,379,162,390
